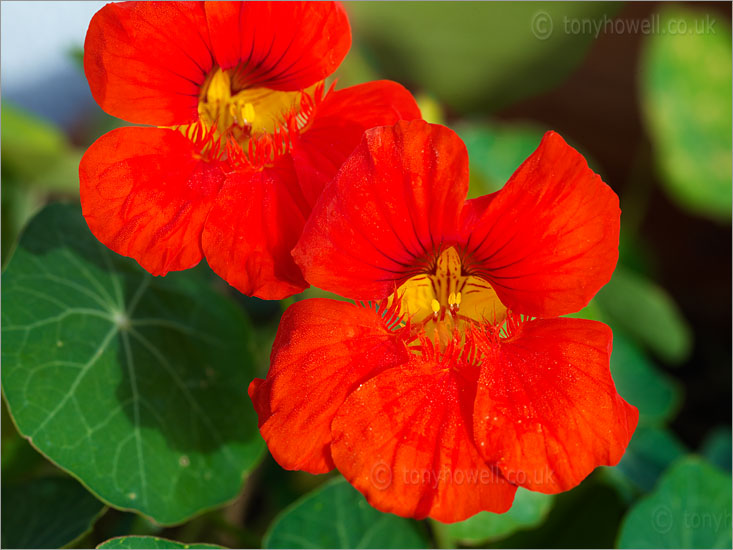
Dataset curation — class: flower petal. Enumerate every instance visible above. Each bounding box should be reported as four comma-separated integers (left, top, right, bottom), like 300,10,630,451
331,359,517,522
84,1,213,126
472,317,638,493
293,120,468,300
249,299,409,473
462,131,620,318
79,127,225,276
292,80,421,207
205,1,350,90
201,158,309,300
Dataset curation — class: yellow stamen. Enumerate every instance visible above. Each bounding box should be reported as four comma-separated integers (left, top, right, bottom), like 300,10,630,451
431,299,441,314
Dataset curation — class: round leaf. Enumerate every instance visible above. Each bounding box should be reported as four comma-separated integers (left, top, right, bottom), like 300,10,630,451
618,457,732,549
264,478,428,549
640,8,732,221
446,488,554,544
346,3,619,113
594,267,692,365
609,332,683,425
455,122,546,198
2,203,264,525
97,536,224,549
612,426,687,493
1,476,106,549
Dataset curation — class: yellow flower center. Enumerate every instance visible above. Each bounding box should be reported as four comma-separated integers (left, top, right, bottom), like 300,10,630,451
395,247,507,345
183,67,321,166
197,68,304,142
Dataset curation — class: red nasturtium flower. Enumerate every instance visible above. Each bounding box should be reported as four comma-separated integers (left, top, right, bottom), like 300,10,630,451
250,120,639,522
79,1,420,299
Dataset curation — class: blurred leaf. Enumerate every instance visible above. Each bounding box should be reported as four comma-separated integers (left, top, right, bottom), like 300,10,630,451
610,332,683,425
1,177,40,267
415,92,445,125
347,2,619,113
701,427,732,473
640,8,732,222
1,103,80,192
446,488,554,545
97,536,224,549
1,476,106,549
595,266,692,365
611,426,687,494
455,121,545,198
617,457,732,549
264,477,428,549
2,203,264,525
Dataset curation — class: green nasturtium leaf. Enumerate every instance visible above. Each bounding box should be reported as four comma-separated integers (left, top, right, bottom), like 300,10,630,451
1,476,106,549
446,488,554,545
640,8,732,222
264,478,428,549
97,536,225,549
610,426,687,494
2,203,264,525
1,103,81,193
594,266,692,365
456,122,546,198
701,427,732,473
347,2,619,114
617,457,732,549
609,332,683,425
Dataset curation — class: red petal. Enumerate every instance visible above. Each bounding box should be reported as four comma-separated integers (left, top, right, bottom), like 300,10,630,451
205,1,350,90
473,318,638,493
249,299,409,473
293,120,468,300
79,127,225,276
292,80,421,207
461,131,620,318
84,1,213,126
331,359,517,522
201,159,309,299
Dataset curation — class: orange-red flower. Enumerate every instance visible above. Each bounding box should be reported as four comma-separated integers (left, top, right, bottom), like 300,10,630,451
249,120,638,522
80,1,420,299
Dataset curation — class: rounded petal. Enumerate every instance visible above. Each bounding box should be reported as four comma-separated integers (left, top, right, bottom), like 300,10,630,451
292,80,421,207
79,127,225,276
331,359,517,522
85,1,213,126
205,1,350,90
293,120,468,300
461,131,620,318
249,299,409,473
201,159,309,300
472,318,638,493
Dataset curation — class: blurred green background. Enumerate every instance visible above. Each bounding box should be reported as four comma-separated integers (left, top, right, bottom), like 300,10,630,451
1,2,731,549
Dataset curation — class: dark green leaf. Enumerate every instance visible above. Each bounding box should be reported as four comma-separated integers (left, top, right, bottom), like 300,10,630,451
1,476,106,549
595,266,692,364
97,536,225,549
2,203,264,525
264,478,428,549
446,488,554,545
618,457,732,548
640,8,732,221
347,2,619,113
701,427,732,473
609,332,683,425
611,426,687,494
